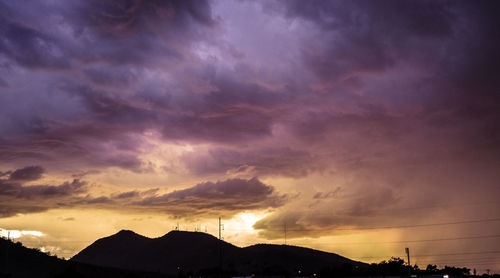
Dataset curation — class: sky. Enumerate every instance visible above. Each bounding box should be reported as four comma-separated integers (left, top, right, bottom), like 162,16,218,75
0,0,499,273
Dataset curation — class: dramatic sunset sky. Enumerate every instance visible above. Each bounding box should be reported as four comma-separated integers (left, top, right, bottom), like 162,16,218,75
1,0,499,273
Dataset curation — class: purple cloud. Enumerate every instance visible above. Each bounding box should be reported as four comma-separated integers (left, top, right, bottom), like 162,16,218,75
0,166,285,218
137,177,287,216
0,1,499,247
182,147,320,178
8,166,44,182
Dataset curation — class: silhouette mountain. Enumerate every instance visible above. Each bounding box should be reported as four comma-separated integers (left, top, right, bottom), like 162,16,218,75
0,236,168,278
72,230,366,276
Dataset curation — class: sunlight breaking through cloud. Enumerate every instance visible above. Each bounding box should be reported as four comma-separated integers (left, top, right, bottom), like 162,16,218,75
0,228,44,239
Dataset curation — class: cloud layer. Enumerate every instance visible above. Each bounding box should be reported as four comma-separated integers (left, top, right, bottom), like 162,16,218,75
0,1,500,264
0,166,284,218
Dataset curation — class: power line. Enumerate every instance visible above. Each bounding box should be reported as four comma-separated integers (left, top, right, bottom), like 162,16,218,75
288,234,500,246
416,260,500,265
314,201,500,215
353,250,500,259
236,217,500,232
415,256,500,263
232,234,500,247
419,262,500,267
264,201,500,220
415,251,500,257
372,234,500,244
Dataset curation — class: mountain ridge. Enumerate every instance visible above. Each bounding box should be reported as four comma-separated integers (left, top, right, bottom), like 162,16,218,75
72,230,366,276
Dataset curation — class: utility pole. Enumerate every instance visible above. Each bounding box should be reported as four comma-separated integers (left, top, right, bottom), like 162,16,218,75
5,231,10,273
218,217,224,278
219,217,222,240
405,247,411,276
284,221,287,245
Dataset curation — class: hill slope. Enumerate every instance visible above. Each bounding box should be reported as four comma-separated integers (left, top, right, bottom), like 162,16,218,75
0,237,168,278
72,230,239,274
72,230,366,276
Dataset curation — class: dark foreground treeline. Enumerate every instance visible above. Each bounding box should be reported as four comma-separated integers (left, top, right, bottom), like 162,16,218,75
0,237,169,278
317,257,477,277
188,258,492,278
174,257,496,278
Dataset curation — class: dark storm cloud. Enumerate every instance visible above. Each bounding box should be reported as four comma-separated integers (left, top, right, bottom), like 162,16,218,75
159,107,273,143
445,2,500,96
428,2,500,155
0,21,66,69
61,0,213,65
100,74,278,138
0,0,218,172
136,177,286,216
182,147,320,177
313,188,342,199
0,74,284,171
0,177,86,200
112,188,158,199
0,137,144,173
72,0,214,39
80,196,112,204
274,0,454,81
71,85,157,128
68,76,279,143
0,0,499,227
115,190,140,199
0,166,89,217
280,0,452,36
84,65,138,87
0,166,285,218
151,69,288,143
0,2,69,70
287,109,407,143
0,0,214,68
2,3,500,262
263,0,500,180
346,187,399,217
8,166,44,182
0,206,48,218
266,0,500,122
254,186,402,239
0,77,8,87
279,0,500,123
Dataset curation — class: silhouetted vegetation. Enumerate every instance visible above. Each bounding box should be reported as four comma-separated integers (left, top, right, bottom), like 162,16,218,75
318,257,473,277
0,237,170,278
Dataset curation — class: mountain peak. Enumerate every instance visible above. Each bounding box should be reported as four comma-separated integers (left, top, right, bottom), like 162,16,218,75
110,229,146,240
115,229,138,235
160,230,218,239
116,229,135,235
